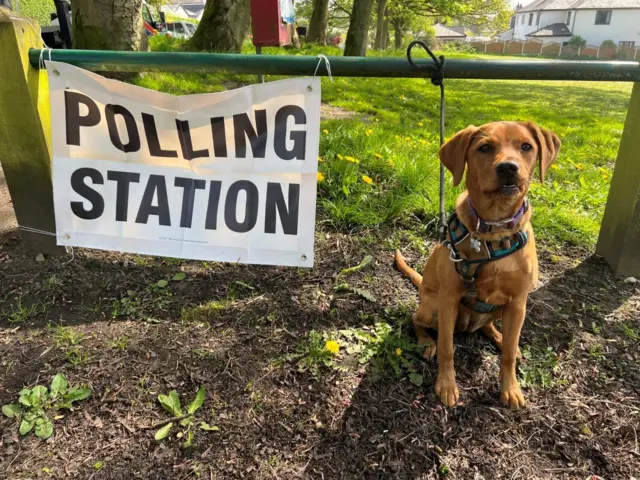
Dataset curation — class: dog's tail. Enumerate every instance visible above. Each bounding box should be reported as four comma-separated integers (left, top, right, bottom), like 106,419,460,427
394,250,423,288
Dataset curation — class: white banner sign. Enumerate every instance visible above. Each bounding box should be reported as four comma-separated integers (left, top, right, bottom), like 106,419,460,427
47,61,320,267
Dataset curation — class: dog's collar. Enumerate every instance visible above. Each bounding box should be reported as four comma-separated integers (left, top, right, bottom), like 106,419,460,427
468,198,529,234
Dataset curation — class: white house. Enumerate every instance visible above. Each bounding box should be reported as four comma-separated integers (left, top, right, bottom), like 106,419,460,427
513,0,640,47
162,0,205,22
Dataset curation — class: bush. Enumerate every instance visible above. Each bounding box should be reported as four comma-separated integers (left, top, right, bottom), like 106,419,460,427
439,41,475,54
600,39,616,48
567,35,587,47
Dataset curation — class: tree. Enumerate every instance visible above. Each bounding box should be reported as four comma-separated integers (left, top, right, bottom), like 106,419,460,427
344,0,375,56
373,0,387,49
306,0,330,44
188,0,251,52
72,0,147,51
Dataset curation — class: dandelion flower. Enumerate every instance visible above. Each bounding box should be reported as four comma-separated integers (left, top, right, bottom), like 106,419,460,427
344,155,360,164
337,154,344,160
550,164,559,170
395,348,402,356
323,129,329,135
575,163,584,170
418,122,424,127
318,156,324,162
317,172,325,182
362,175,374,185
365,129,373,137
374,153,383,159
325,340,340,354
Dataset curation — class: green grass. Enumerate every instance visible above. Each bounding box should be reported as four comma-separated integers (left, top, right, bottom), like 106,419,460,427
133,44,631,247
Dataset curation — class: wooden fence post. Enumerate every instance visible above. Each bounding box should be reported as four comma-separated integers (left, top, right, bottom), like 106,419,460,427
596,83,640,277
0,9,62,255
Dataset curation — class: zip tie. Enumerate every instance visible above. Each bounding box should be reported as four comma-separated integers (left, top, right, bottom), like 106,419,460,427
308,54,332,92
39,48,59,75
18,225,75,264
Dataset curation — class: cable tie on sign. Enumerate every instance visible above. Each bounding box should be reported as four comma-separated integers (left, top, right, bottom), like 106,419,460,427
308,54,332,92
39,48,59,75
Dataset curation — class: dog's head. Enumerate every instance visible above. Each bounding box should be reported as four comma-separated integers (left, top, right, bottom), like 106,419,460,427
439,121,561,207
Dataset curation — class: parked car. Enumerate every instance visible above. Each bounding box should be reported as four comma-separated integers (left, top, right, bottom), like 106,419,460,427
164,21,197,40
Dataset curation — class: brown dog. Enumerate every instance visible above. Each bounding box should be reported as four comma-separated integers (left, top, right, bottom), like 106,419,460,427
395,121,560,409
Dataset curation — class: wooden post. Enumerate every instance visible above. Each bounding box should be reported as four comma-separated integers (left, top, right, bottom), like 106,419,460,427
0,9,62,254
596,83,640,277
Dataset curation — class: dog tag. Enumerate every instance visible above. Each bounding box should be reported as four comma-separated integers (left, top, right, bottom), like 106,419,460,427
470,236,482,253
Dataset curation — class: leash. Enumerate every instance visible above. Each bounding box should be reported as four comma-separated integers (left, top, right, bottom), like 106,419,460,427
406,41,447,242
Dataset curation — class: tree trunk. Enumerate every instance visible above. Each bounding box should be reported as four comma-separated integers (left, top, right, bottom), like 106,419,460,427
344,0,375,56
382,17,390,49
188,0,250,52
306,0,329,45
72,0,147,51
373,0,387,50
393,18,404,49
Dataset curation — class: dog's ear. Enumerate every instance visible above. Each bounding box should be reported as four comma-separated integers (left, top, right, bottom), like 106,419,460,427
523,122,561,183
439,125,478,187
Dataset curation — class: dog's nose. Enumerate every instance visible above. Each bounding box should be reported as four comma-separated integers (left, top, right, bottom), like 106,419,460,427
496,162,519,178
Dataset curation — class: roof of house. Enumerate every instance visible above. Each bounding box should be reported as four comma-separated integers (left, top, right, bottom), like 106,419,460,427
517,0,640,12
526,22,573,36
433,24,466,38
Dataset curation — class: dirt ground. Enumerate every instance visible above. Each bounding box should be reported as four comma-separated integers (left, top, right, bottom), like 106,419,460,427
1,168,640,480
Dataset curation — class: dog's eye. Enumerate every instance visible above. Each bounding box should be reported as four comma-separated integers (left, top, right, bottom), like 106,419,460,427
521,143,533,151
478,144,493,153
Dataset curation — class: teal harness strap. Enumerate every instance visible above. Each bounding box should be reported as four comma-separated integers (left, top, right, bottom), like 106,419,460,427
445,212,529,314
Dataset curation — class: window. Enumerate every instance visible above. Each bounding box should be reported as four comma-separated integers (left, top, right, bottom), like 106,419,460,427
521,15,525,25
566,11,571,25
620,41,635,48
595,10,612,25
174,23,185,34
536,12,540,25
528,13,534,25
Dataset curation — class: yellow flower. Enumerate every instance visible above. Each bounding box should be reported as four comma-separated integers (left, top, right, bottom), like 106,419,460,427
344,155,360,164
365,129,373,137
400,95,407,101
362,175,374,185
575,163,584,170
318,155,324,162
418,139,427,145
404,137,411,142
317,172,325,183
337,154,344,160
418,122,424,127
395,135,400,140
387,159,395,167
323,129,329,135
374,153,383,159
395,348,402,356
550,164,560,170
325,340,340,354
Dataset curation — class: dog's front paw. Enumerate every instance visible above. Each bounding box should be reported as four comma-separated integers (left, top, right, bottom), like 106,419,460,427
500,386,526,410
435,376,459,408
421,340,437,360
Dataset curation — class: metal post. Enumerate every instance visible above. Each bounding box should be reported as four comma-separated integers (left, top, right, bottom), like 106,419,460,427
596,82,640,277
255,45,264,83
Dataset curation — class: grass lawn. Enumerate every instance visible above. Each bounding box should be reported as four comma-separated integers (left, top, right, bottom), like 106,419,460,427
135,43,632,248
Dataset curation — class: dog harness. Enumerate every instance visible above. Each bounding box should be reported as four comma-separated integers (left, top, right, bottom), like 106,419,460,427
443,200,529,314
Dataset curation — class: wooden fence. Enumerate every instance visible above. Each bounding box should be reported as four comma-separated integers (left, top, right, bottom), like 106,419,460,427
471,39,640,60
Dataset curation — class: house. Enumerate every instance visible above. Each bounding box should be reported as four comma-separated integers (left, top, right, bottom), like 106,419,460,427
513,0,640,47
162,0,205,22
496,28,515,41
433,23,467,42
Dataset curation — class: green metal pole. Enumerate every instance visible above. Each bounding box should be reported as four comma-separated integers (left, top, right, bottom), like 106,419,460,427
29,49,640,82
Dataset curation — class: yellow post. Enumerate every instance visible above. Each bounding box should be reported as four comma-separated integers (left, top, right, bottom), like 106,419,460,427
596,83,640,277
0,9,61,254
